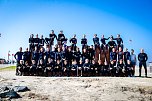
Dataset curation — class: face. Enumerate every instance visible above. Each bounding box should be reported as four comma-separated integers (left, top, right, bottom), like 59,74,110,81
112,48,115,52
48,58,51,63
47,48,50,52
119,47,122,52
36,34,38,38
110,38,113,41
26,48,28,51
117,34,120,38
85,59,89,63
141,49,144,53
94,34,97,38
80,60,83,64
111,61,114,64
120,60,123,64
57,60,60,64
102,35,104,38
83,35,86,38
131,49,134,54
40,48,43,52
41,35,43,38
20,60,23,64
127,60,131,64
83,49,86,53
32,60,35,64
51,30,54,34
64,60,67,65
92,60,95,64
20,47,22,52
58,48,61,52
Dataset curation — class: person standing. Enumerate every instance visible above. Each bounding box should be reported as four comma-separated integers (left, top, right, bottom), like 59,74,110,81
93,34,100,49
81,34,87,50
70,34,77,51
130,49,136,76
138,49,148,77
14,47,23,66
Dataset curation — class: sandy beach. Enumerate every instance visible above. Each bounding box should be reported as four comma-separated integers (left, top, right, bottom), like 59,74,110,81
0,66,152,101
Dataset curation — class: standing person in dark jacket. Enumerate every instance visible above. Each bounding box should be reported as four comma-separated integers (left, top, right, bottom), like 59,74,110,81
50,47,56,60
113,34,123,50
82,48,89,63
81,34,87,50
14,47,23,66
44,47,51,65
73,47,81,64
39,35,45,49
67,47,73,66
88,45,95,63
23,48,31,65
138,49,148,77
56,47,62,61
39,47,45,62
108,37,116,52
58,30,65,45
49,30,57,51
70,34,77,51
93,34,100,49
29,34,35,52
34,34,40,50
124,48,130,65
32,47,39,65
101,35,109,51
117,47,124,62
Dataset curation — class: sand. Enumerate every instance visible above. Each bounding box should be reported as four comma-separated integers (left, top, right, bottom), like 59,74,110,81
0,67,152,101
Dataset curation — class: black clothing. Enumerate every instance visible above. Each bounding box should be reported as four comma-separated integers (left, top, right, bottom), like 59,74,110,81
49,34,57,45
118,52,124,61
138,53,148,62
14,52,23,65
81,38,87,45
138,53,148,77
124,51,130,65
93,37,100,45
39,38,45,46
23,51,31,64
101,37,109,45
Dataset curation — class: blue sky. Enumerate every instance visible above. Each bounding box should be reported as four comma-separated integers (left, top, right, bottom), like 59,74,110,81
0,0,152,62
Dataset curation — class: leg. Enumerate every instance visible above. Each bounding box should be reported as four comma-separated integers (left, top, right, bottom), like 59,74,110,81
143,62,147,77
139,62,142,77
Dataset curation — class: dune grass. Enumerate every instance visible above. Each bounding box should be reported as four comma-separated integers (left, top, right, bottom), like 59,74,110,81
0,66,16,71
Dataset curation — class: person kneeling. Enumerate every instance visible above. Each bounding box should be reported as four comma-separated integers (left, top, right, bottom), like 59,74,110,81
16,60,24,76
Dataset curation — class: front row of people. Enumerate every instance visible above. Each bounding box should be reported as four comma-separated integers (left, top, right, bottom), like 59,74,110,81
16,58,135,77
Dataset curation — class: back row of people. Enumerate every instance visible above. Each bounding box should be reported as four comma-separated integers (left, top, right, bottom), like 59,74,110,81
29,30,123,52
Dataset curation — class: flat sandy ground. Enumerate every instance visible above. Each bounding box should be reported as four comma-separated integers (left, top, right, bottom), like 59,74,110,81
0,67,152,101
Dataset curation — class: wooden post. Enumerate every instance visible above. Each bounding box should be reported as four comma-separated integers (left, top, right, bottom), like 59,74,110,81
99,54,101,60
